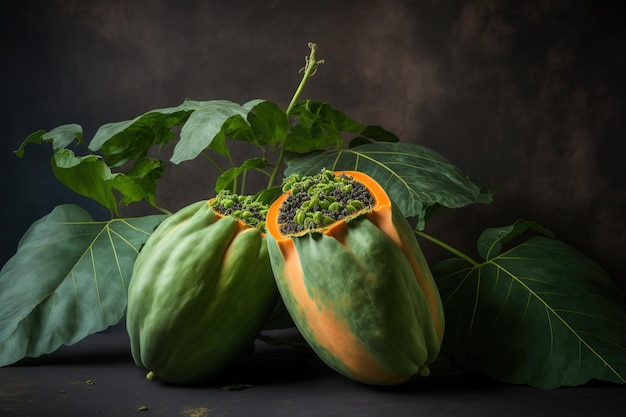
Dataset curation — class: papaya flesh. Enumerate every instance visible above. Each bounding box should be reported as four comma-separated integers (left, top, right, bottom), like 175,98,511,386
265,170,445,385
126,200,278,384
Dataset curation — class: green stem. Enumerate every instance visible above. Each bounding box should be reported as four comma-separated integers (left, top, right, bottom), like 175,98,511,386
153,205,173,216
414,229,479,267
201,151,227,173
240,170,247,195
267,42,324,189
268,146,287,189
255,168,272,178
285,43,324,115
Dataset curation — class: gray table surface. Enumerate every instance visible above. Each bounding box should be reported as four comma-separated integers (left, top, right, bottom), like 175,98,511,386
1,325,623,417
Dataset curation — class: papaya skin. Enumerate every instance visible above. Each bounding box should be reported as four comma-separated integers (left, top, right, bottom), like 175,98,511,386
266,171,444,385
126,200,278,384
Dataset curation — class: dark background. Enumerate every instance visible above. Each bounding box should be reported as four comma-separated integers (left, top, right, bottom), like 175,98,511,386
1,0,625,291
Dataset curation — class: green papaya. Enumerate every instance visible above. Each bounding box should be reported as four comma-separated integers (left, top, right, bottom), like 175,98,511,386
126,198,278,384
265,169,444,385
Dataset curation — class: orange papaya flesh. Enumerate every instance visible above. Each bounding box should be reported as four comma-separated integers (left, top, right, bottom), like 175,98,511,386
266,170,445,385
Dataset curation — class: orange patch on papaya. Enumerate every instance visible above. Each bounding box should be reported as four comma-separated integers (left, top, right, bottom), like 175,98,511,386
267,170,443,379
338,172,444,343
277,237,409,385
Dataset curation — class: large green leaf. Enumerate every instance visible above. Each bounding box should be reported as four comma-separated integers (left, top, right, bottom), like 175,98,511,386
51,148,120,215
171,99,264,164
245,101,289,146
431,221,626,388
0,205,165,366
348,125,400,148
285,142,493,228
51,149,168,216
284,100,365,153
88,99,202,167
14,124,83,158
113,158,167,208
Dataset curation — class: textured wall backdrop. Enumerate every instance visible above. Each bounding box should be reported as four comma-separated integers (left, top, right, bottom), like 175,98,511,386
1,0,625,289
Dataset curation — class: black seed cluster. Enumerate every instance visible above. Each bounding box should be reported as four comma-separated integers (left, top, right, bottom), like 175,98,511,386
278,171,375,236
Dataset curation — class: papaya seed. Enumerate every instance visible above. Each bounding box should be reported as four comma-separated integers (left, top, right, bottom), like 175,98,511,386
328,202,341,211
294,209,306,225
349,199,364,210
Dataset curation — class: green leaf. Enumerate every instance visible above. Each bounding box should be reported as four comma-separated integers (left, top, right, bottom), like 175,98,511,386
246,101,289,146
0,205,165,366
432,228,626,388
88,99,202,167
113,158,167,209
51,149,168,216
284,100,365,153
221,114,255,144
477,219,554,260
253,186,283,206
52,148,120,216
14,124,83,157
171,99,264,164
285,142,493,228
360,125,400,142
349,125,400,148
215,158,268,193
214,101,289,147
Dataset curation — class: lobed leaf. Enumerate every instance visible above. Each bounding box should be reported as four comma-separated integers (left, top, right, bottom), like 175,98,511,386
477,219,554,260
88,99,203,166
14,124,83,158
432,224,626,388
245,101,289,146
52,148,120,215
284,100,365,153
214,158,268,193
113,158,167,209
253,186,283,206
348,125,400,148
0,205,165,366
171,99,264,164
51,149,168,216
284,141,493,228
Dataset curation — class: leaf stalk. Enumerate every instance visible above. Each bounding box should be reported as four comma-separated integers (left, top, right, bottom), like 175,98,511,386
414,229,479,267
268,43,324,189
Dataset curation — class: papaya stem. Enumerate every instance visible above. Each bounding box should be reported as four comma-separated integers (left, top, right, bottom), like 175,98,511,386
414,229,479,267
268,43,324,189
286,42,324,115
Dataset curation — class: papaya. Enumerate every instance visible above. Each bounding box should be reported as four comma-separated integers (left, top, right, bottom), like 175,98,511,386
126,196,279,384
265,169,444,385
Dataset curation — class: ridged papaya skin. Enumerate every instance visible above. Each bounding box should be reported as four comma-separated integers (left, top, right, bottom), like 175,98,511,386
265,171,444,385
126,200,278,384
